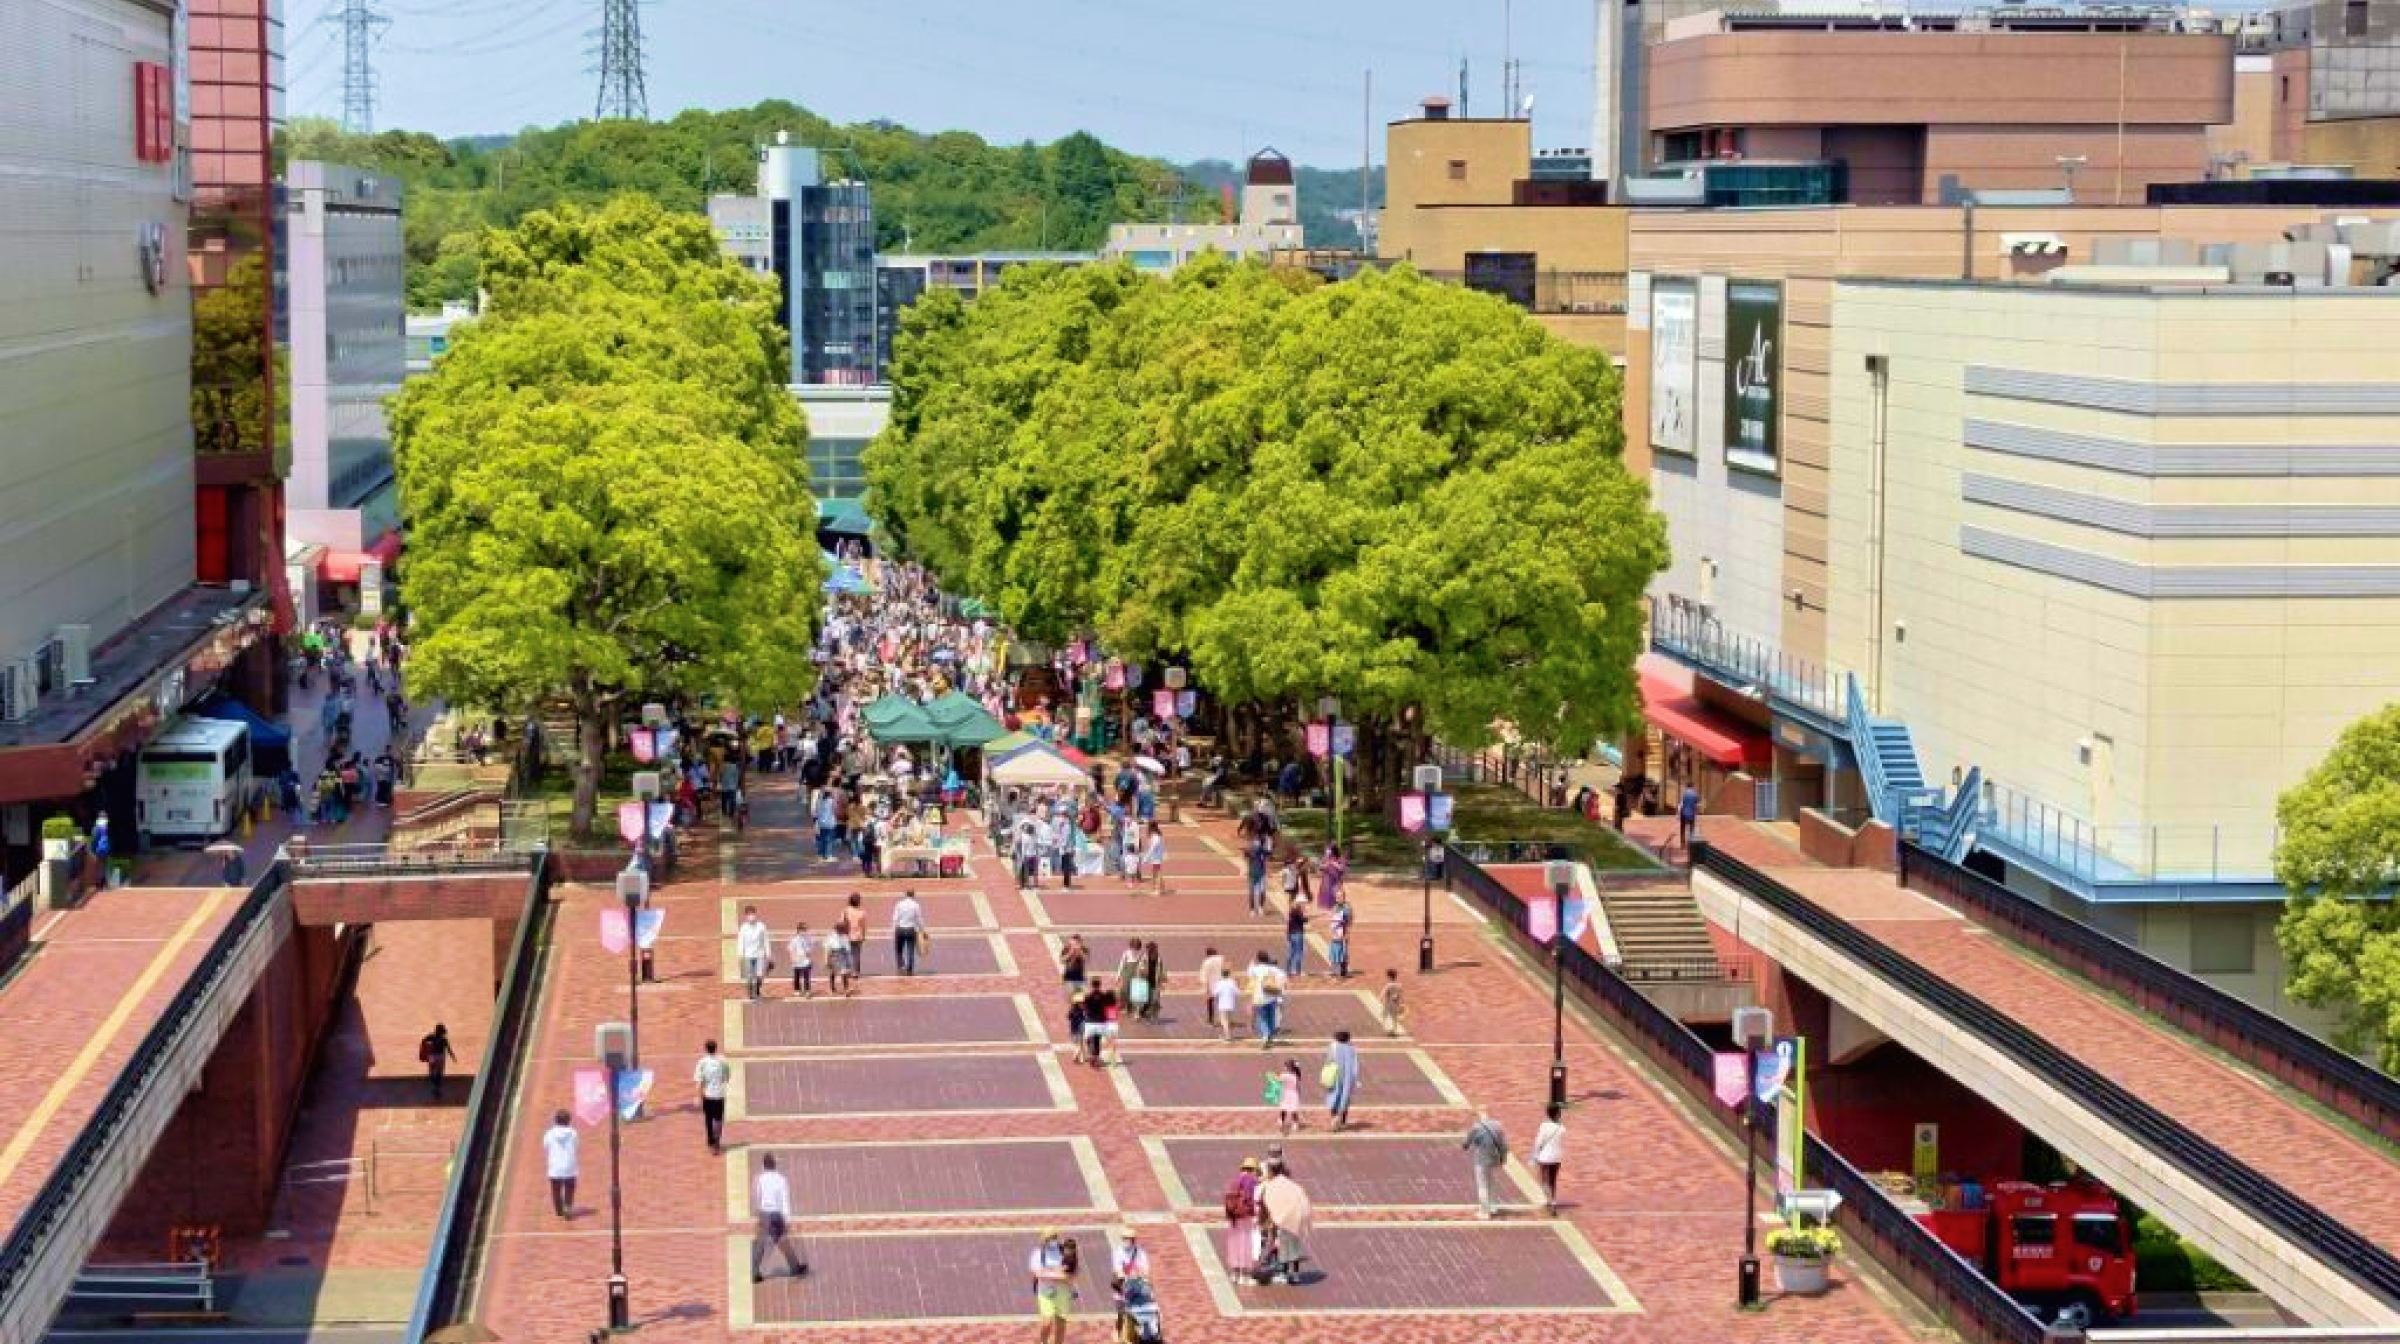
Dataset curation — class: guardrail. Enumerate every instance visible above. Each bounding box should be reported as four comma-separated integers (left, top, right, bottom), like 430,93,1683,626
1899,844,2400,1148
1699,842,2400,1315
1619,955,1754,985
1442,842,2051,1344
0,868,36,979
288,841,538,878
0,863,290,1337
404,852,553,1343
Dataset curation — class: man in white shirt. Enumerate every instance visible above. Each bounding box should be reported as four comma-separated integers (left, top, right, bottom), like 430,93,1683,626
750,1154,808,1283
1247,952,1288,1048
695,1039,731,1154
737,906,772,1001
892,890,926,976
1047,811,1078,889
541,1108,578,1219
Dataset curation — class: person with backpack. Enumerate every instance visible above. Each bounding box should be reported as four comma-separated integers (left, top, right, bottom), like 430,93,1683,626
1463,1112,1510,1219
1222,1158,1262,1281
419,1023,457,1101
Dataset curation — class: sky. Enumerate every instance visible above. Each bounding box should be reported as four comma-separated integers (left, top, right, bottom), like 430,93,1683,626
282,0,1603,168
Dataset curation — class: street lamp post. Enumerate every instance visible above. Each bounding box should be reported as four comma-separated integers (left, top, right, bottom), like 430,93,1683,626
1544,858,1573,1110
1733,1005,1774,1308
599,1022,633,1331
1317,696,1343,857
1414,763,1443,972
616,868,648,1067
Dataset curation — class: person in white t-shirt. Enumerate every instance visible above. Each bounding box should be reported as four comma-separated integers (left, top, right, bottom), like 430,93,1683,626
737,905,772,1001
1247,952,1288,1048
750,1154,808,1283
892,890,925,975
788,921,814,998
694,1040,731,1153
541,1109,578,1219
1533,1103,1568,1216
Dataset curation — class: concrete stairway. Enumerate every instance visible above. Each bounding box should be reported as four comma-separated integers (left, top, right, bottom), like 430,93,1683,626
1598,880,1724,981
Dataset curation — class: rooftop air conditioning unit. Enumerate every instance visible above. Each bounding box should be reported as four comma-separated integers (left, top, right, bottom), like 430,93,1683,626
1,657,36,724
57,625,92,687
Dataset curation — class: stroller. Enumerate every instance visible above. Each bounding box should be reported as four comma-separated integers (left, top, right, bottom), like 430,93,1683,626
1253,1226,1310,1286
1114,1275,1164,1343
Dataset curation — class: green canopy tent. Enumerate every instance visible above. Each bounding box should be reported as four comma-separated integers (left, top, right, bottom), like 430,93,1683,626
815,497,874,539
923,691,1009,750
861,694,938,744
957,597,998,620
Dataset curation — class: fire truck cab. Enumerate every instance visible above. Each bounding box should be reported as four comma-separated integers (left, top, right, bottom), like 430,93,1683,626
1912,1178,2137,1327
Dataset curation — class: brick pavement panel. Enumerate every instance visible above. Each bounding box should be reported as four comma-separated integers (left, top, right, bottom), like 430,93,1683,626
743,1055,1063,1117
746,1227,1118,1324
1157,1136,1512,1209
1055,931,1328,980
1120,1051,1459,1110
1192,1222,1627,1314
737,993,1039,1049
1118,991,1386,1043
726,890,988,934
1029,888,1266,927
740,1139,1102,1218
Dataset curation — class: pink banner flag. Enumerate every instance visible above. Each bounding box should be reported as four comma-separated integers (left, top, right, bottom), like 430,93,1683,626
600,908,630,955
616,802,645,846
629,728,655,763
1103,659,1125,691
1398,792,1427,834
1713,1053,1750,1109
573,1066,611,1126
1153,689,1176,719
1527,891,1559,943
1307,722,1329,758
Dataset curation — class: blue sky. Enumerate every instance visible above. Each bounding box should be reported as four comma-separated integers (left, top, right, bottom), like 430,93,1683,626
283,0,1601,166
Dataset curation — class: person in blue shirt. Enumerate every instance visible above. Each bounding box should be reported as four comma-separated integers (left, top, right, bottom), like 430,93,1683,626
1678,783,1700,853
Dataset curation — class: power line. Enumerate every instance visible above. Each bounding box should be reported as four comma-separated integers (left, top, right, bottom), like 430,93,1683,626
595,0,647,119
329,0,393,134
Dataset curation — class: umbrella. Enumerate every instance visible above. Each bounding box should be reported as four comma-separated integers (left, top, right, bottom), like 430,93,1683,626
1133,755,1167,775
932,649,958,663
205,841,245,859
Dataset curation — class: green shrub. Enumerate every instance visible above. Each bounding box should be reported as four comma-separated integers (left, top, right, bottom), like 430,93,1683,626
40,816,79,842
1766,1225,1842,1260
2133,1213,2249,1292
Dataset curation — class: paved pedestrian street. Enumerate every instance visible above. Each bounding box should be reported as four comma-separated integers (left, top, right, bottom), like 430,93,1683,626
472,778,1933,1343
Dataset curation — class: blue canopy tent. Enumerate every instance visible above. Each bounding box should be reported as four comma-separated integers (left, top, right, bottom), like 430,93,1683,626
188,693,293,774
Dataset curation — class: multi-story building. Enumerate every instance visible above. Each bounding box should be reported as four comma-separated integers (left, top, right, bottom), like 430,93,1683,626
0,0,271,879
1642,8,2234,206
2214,0,2400,173
1105,148,1304,272
405,300,476,377
707,133,879,388
873,251,1097,374
284,161,405,605
1626,204,2400,1028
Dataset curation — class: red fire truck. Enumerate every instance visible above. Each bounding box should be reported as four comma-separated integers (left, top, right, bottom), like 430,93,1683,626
1911,1178,2138,1327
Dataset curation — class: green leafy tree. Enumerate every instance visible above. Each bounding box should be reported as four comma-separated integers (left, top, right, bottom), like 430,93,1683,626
191,252,287,458
391,197,822,837
2275,704,2400,1069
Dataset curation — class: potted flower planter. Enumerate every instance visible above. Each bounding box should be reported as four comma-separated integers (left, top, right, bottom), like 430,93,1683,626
1766,1225,1840,1296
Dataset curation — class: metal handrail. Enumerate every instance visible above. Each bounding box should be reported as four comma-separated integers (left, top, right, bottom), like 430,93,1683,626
0,863,291,1322
1698,842,2400,1312
1900,843,2400,1148
405,853,553,1342
1442,842,2048,1344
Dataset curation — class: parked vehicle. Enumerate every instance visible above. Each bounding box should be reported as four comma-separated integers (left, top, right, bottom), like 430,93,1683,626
1912,1177,2136,1327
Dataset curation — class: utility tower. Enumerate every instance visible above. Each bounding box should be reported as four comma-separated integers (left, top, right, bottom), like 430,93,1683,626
595,0,648,120
334,0,390,135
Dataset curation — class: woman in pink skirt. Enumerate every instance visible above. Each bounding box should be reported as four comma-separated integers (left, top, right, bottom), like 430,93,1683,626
1222,1157,1262,1278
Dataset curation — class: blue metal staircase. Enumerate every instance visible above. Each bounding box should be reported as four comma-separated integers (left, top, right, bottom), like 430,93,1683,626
1845,675,1973,856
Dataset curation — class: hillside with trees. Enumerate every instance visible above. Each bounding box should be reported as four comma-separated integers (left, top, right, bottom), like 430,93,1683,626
283,101,1211,309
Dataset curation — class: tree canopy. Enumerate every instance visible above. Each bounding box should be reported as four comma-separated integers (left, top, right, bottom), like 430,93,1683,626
281,105,1208,309
865,257,1668,790
2275,703,2400,1070
391,196,823,837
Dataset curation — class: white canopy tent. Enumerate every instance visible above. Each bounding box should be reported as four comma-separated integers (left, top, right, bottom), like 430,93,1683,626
985,743,1090,789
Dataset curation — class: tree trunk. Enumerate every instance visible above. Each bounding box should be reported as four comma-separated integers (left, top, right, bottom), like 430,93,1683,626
570,695,606,842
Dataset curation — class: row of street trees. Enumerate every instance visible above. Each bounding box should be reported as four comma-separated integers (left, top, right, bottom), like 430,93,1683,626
865,256,1670,803
391,197,825,836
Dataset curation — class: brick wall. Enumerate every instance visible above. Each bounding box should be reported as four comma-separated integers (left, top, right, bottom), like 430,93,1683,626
291,873,525,926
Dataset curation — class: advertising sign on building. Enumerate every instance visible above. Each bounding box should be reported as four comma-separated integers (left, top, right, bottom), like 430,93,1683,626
1649,282,1698,455
1723,280,1783,475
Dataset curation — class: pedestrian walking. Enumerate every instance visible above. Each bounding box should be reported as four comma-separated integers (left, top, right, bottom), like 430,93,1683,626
839,893,869,983
1534,1102,1567,1215
1060,934,1090,1001
1323,1030,1360,1130
1049,809,1078,890
1678,782,1700,853
1463,1112,1510,1219
1014,812,1043,889
750,1154,808,1283
1084,978,1120,1067
542,1108,578,1219
892,889,925,975
1222,1159,1262,1282
1379,969,1406,1037
418,1024,457,1100
1248,952,1287,1048
695,1039,731,1153
738,905,772,1001
1327,893,1353,978
1274,1059,1305,1135
1284,899,1309,977
1029,1229,1077,1344
788,922,815,996
825,921,854,996
1138,941,1164,1021
1198,946,1225,1027
1141,820,1167,897
1212,962,1243,1043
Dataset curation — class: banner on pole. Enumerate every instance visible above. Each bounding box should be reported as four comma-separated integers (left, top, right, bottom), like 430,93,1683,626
1176,689,1196,718
616,802,645,846
599,908,630,955
614,1068,654,1121
1713,1053,1749,1109
1331,724,1355,757
1528,891,1559,944
1427,793,1454,833
629,728,655,763
1398,792,1426,834
1103,658,1125,691
573,1066,611,1126
1153,689,1176,720
634,909,665,950
1307,722,1329,758
1754,1038,1796,1103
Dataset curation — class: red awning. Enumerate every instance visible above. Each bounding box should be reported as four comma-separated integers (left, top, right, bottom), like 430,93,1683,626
319,530,402,585
1639,662,1771,769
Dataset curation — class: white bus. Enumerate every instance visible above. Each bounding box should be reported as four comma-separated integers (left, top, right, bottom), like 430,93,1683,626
136,717,253,841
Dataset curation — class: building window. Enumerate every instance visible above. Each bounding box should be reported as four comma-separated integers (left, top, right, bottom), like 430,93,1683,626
2280,75,2291,103
2190,911,2256,976
2345,0,2368,37
1447,159,1467,181
1463,252,1537,309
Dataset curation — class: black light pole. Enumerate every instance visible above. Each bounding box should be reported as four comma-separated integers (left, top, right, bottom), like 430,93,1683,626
1544,859,1573,1110
605,1054,630,1330
1413,764,1443,972
1735,1005,1772,1308
617,868,647,1067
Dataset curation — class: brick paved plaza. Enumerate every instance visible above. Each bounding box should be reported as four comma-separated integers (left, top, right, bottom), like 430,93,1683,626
468,780,1931,1342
